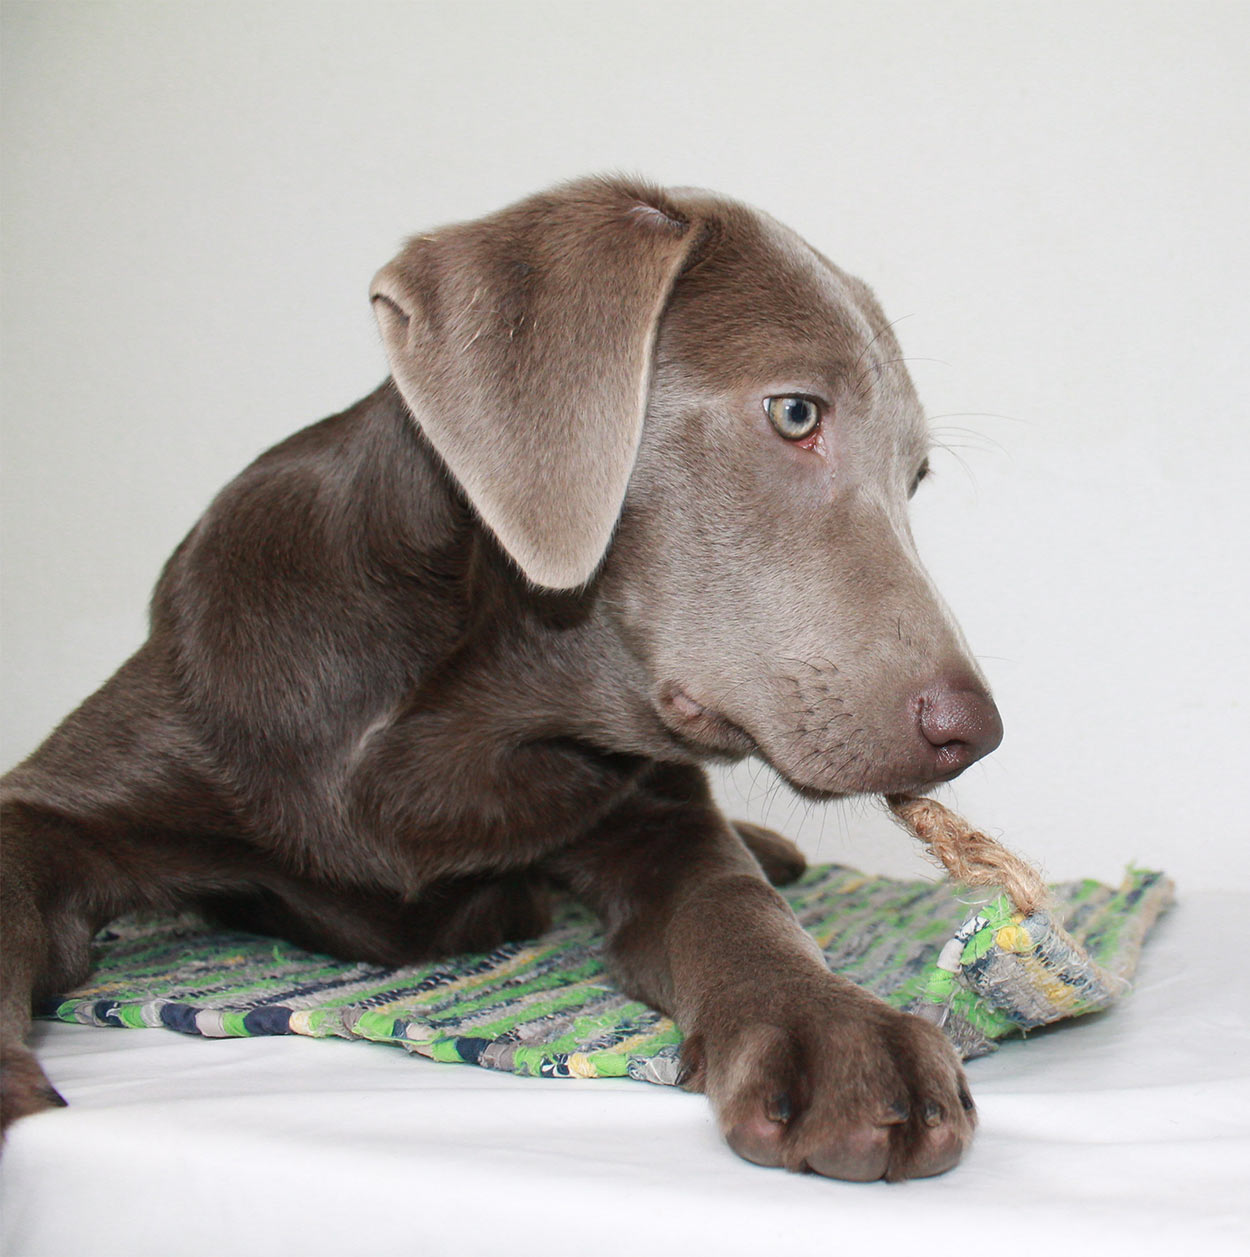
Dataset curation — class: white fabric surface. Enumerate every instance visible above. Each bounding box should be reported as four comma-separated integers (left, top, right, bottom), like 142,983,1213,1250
3,891,1247,1257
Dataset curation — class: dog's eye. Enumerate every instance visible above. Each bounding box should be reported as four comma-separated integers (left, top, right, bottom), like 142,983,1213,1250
764,396,822,441
908,459,931,497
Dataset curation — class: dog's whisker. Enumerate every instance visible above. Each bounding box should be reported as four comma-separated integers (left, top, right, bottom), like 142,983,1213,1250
927,438,981,491
852,312,916,371
928,425,1008,457
925,410,1027,427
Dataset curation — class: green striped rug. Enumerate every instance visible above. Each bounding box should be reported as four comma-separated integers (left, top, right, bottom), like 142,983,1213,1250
41,864,1173,1082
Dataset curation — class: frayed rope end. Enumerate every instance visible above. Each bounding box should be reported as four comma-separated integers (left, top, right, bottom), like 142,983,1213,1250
886,794,1050,916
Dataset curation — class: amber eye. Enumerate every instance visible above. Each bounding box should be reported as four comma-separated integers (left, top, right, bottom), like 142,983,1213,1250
764,395,822,441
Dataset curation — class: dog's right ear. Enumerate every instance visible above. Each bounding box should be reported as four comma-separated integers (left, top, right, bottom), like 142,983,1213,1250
371,178,698,591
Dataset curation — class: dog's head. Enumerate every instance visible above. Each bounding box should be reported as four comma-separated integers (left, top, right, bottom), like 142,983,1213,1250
371,176,1001,797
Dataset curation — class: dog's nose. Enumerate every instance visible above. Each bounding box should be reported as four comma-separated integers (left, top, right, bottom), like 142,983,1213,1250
916,677,1003,779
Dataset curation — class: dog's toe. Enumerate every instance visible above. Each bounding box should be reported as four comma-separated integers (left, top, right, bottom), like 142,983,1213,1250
700,972,976,1182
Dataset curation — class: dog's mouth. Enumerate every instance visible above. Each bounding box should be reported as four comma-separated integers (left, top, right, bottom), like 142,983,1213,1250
656,683,761,760
658,682,858,797
656,682,959,803
659,686,848,799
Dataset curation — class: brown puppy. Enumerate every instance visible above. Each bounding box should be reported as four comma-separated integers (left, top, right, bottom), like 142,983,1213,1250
0,178,1002,1180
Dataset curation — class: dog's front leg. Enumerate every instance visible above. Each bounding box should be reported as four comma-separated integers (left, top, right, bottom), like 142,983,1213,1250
550,763,975,1182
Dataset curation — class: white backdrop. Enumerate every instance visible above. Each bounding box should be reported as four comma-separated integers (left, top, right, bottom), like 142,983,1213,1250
3,1,1247,892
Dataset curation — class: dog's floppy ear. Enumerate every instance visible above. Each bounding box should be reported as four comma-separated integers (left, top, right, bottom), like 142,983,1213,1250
371,178,698,590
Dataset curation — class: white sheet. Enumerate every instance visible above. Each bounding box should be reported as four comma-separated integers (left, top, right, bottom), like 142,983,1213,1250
3,891,1247,1257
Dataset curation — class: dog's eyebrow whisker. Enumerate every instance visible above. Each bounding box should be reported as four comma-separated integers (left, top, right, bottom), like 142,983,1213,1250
925,410,1027,427
850,365,877,402
852,311,916,371
873,355,952,374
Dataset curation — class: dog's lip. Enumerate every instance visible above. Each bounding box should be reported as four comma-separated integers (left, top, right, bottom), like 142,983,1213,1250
656,684,960,802
658,683,855,798
667,687,708,721
657,683,760,758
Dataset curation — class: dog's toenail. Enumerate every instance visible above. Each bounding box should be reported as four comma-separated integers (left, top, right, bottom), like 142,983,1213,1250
39,1084,69,1108
881,1099,909,1125
765,1093,792,1123
922,1100,942,1127
957,1085,975,1113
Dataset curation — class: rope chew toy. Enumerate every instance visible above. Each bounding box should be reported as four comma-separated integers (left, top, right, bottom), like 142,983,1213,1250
885,793,1168,1055
887,793,1050,915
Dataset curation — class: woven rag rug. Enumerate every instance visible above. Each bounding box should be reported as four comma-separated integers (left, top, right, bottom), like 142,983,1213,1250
41,864,1173,1084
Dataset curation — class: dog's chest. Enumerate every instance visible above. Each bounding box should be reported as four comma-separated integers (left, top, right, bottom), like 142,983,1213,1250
343,708,650,890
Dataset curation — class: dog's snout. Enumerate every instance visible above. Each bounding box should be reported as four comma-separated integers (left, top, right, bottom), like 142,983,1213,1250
915,678,1003,779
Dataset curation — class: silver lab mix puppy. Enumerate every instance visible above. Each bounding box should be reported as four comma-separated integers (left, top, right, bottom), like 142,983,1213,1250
1,178,1001,1180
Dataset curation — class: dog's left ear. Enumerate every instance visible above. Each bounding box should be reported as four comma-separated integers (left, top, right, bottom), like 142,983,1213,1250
371,178,698,590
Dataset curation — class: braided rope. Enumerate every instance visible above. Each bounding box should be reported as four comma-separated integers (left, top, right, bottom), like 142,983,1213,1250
886,794,1050,915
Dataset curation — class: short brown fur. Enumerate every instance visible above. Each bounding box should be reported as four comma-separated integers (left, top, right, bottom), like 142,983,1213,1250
1,177,1001,1180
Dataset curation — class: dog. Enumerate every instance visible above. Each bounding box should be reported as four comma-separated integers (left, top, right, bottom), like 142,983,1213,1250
0,177,1002,1180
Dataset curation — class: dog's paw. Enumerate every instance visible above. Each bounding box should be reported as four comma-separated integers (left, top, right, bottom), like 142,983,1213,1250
1,1042,68,1136
683,972,974,1181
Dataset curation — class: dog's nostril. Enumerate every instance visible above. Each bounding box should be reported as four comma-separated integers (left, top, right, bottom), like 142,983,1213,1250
916,680,1004,773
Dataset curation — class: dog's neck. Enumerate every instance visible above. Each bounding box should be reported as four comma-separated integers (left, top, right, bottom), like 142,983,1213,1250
352,381,698,771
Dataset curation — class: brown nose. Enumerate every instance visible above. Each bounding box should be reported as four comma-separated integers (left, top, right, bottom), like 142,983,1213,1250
916,677,1003,779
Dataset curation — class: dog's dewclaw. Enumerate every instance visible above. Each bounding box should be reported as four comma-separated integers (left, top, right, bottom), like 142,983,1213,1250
885,794,1050,915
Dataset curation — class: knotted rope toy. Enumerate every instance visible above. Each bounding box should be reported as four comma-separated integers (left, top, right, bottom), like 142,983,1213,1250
887,794,1050,915
885,793,1163,1055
